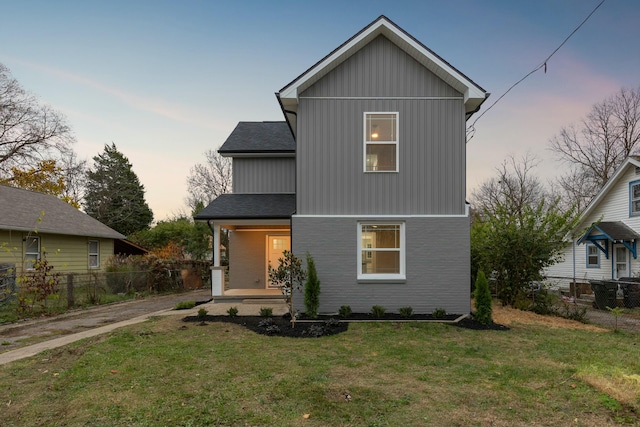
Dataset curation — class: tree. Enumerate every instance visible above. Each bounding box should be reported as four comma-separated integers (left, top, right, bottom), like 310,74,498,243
471,156,577,307
550,86,640,211
83,143,153,236
0,63,75,176
268,250,306,326
473,270,492,325
185,148,232,212
304,253,321,318
0,159,80,208
129,213,210,261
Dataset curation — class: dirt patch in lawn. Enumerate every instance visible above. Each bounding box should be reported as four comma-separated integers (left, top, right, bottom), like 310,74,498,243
492,304,608,332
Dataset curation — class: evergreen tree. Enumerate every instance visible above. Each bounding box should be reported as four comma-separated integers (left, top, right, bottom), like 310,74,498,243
473,270,492,325
83,143,153,236
304,253,320,318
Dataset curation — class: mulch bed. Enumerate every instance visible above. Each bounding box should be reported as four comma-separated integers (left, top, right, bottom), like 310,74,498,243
182,313,509,337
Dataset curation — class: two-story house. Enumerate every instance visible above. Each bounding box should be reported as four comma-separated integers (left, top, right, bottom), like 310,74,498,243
195,16,488,314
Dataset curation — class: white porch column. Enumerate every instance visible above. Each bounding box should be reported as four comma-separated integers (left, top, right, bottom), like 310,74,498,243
210,222,223,297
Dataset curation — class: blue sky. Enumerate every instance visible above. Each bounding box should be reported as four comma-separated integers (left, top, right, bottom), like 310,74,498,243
1,0,638,220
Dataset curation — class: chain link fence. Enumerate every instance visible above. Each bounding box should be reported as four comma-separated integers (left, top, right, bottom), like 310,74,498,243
545,276,640,333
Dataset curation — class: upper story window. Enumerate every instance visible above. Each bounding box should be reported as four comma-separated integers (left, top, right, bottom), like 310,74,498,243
25,236,40,270
89,240,100,269
586,243,600,268
358,222,405,280
364,113,398,172
631,180,640,216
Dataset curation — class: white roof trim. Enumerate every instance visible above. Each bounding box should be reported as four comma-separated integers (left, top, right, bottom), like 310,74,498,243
279,16,486,112
575,157,640,228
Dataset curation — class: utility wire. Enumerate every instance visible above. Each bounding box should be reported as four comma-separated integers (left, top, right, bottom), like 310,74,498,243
467,0,606,142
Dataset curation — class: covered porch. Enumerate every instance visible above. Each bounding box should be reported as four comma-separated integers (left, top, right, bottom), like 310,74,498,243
194,193,295,301
577,221,640,279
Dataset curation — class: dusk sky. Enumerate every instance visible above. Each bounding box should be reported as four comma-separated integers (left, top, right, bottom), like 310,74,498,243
1,0,638,221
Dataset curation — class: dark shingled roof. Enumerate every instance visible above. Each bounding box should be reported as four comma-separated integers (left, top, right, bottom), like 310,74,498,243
194,194,296,220
594,222,640,241
0,185,125,239
218,122,295,154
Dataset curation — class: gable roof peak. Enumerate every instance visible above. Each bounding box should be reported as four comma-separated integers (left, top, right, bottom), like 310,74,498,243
277,15,487,137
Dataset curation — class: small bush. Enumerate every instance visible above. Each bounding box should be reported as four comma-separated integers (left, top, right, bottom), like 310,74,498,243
259,307,273,317
197,308,208,320
227,306,239,317
302,324,326,338
258,317,275,328
560,303,588,323
473,270,493,325
304,253,320,318
264,324,281,335
338,305,352,318
175,301,196,310
370,305,386,318
432,307,447,318
399,306,413,318
325,317,341,328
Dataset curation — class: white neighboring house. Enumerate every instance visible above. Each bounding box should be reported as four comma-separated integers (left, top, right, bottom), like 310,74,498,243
546,156,640,291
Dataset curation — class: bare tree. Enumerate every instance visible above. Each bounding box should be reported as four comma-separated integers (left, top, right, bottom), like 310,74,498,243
58,149,87,206
549,86,640,209
0,63,76,177
185,148,232,212
472,153,547,222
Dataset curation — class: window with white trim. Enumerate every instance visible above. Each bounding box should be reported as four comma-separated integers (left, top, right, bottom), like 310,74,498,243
358,222,405,280
25,236,40,270
89,240,99,269
631,180,640,215
364,112,398,172
586,243,600,268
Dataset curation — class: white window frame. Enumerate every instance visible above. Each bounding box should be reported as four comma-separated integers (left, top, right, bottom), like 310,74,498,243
25,236,40,270
630,180,640,216
363,112,399,173
586,243,600,268
357,222,405,281
89,240,100,269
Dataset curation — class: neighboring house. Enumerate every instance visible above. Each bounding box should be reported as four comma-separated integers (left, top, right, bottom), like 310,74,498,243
196,16,488,314
0,185,125,275
546,157,640,289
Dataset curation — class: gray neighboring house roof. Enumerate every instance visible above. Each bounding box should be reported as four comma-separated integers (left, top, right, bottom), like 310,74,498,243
0,185,125,239
217,122,295,155
194,194,296,220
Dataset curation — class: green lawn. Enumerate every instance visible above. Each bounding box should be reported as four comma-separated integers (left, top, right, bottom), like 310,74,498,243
1,315,639,426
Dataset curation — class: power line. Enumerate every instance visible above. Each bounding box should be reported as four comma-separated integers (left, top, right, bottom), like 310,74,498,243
467,0,606,142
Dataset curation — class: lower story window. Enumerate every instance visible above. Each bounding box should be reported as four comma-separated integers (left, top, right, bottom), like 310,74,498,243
358,222,405,280
89,240,99,269
586,243,600,268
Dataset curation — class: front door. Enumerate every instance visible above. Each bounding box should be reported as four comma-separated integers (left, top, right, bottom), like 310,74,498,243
266,235,290,288
615,246,629,279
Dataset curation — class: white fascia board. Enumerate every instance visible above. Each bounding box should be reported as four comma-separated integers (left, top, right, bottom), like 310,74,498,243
575,157,640,228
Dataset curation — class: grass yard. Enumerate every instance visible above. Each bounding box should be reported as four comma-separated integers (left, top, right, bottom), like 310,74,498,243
1,306,639,427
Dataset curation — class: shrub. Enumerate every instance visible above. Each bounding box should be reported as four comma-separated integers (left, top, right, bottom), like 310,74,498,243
399,306,414,318
338,305,352,318
304,253,321,318
227,306,239,317
473,270,493,325
259,307,273,317
371,305,386,318
258,317,275,328
175,301,196,310
197,308,208,320
302,324,326,338
432,307,447,319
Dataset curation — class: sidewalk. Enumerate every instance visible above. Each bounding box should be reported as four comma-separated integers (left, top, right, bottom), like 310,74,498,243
0,289,286,366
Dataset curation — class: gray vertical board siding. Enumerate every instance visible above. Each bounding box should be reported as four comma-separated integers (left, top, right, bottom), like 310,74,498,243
296,98,466,215
229,230,288,289
292,216,470,314
296,35,466,216
303,36,460,98
232,157,296,194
